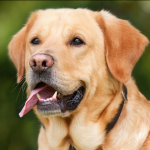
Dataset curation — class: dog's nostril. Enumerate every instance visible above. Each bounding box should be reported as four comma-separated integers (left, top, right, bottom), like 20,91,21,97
42,61,47,67
33,60,36,67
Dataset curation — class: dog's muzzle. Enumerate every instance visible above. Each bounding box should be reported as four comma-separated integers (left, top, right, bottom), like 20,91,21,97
19,53,85,117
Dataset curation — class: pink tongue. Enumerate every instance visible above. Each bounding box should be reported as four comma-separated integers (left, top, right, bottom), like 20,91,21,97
19,85,48,118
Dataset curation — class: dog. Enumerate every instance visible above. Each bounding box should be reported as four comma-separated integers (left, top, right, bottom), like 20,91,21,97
8,8,150,150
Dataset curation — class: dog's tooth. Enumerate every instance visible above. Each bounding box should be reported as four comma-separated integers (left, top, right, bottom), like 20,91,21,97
36,93,41,100
46,97,52,101
52,91,57,100
40,98,45,101
46,97,51,100
37,94,46,102
37,93,45,101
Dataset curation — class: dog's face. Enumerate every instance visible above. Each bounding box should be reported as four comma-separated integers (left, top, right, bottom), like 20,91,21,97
25,9,106,117
8,9,148,118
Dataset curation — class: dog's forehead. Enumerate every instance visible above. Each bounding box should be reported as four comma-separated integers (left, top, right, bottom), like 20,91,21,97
29,9,96,37
36,8,92,23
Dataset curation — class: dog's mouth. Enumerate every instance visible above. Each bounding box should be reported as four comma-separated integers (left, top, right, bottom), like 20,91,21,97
19,82,85,117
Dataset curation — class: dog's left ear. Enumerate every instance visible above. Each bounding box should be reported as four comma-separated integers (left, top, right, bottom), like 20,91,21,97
96,10,149,83
8,12,37,83
8,27,27,83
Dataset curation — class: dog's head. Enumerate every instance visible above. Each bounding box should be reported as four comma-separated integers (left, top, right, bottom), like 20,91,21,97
8,8,148,118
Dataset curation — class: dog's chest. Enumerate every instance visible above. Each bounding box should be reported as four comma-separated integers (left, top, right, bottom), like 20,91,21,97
69,115,105,150
45,114,105,150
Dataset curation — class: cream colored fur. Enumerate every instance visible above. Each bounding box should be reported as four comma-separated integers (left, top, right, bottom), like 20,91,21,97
8,8,150,150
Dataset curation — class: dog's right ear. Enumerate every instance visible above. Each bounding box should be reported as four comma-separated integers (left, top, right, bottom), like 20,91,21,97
8,12,37,83
95,10,149,83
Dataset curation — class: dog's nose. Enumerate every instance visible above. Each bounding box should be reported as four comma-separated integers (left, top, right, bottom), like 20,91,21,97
29,54,53,72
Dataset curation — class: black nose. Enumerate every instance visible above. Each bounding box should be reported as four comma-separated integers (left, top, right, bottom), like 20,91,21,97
29,54,53,72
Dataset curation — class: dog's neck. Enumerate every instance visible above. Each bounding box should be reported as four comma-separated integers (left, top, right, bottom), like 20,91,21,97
69,84,128,150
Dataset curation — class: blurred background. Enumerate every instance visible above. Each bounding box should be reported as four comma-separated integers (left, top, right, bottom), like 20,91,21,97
0,1,150,150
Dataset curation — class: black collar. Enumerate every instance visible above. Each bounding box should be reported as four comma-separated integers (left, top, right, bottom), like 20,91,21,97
105,84,127,134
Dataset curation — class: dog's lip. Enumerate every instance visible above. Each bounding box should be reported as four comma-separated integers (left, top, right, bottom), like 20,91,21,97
19,82,85,117
19,82,62,117
36,83,85,114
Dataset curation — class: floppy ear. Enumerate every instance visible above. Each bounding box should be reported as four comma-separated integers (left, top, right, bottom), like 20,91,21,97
8,27,27,83
96,10,149,83
8,12,37,83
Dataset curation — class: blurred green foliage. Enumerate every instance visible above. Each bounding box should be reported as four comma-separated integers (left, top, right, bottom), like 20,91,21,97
0,1,150,150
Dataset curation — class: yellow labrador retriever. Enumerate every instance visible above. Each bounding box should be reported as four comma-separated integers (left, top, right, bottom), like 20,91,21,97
8,8,150,150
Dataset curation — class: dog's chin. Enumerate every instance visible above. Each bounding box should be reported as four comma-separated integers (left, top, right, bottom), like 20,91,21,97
34,82,85,117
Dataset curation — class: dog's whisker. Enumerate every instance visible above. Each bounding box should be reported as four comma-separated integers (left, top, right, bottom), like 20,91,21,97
15,77,26,101
21,80,27,91
11,83,19,93
21,82,27,100
19,76,26,83
11,78,24,93
15,87,23,102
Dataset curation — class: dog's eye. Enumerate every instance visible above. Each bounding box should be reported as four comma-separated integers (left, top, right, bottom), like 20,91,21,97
30,38,40,45
70,38,85,46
